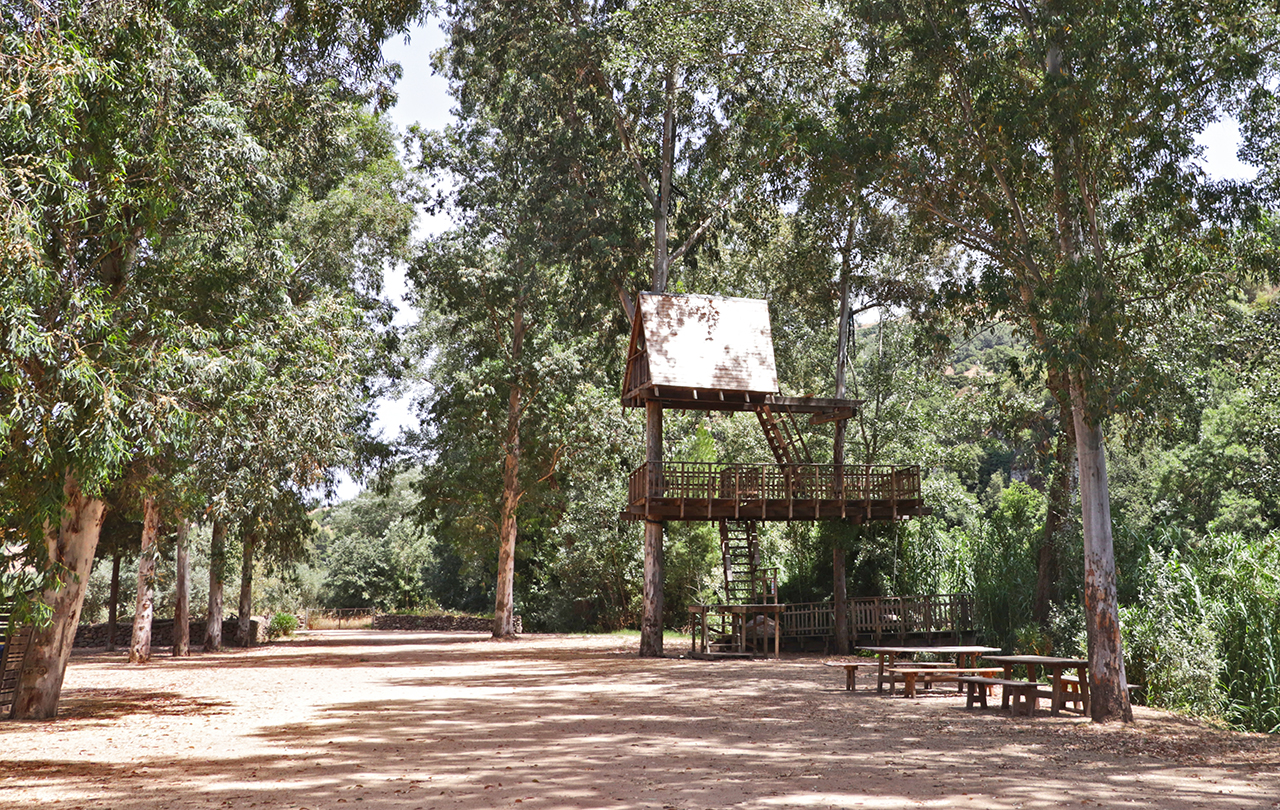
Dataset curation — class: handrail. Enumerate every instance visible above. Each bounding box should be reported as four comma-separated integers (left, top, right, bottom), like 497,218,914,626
628,461,922,504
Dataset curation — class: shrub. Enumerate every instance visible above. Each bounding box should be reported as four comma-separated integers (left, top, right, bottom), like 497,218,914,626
268,612,299,639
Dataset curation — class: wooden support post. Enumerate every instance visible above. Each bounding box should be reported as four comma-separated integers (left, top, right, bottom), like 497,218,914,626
640,400,665,658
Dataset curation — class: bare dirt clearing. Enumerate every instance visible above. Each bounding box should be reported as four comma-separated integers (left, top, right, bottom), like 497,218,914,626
2,630,1278,809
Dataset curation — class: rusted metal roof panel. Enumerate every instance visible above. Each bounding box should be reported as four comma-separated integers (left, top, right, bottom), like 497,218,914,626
638,293,779,393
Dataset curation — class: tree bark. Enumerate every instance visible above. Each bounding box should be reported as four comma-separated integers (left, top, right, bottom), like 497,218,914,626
106,549,121,652
1070,378,1133,723
173,521,190,657
651,68,676,293
204,519,226,652
639,400,665,657
237,532,255,648
129,495,160,664
493,308,525,639
832,227,853,656
832,546,849,655
12,472,107,720
640,91,673,658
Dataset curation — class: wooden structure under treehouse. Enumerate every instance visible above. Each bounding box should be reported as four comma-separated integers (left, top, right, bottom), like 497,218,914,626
622,292,953,657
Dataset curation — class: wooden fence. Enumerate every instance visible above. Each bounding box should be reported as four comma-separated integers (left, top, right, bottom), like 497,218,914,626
781,593,974,647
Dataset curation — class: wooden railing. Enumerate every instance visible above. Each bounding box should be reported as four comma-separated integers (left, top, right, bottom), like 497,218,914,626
781,594,974,643
627,462,922,505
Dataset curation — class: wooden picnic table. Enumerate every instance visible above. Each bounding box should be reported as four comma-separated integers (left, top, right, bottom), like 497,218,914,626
861,645,1001,694
982,654,1089,716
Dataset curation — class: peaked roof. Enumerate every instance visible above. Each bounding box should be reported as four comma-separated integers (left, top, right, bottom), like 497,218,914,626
629,292,779,395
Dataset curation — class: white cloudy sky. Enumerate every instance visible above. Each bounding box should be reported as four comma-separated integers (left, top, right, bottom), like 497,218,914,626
332,18,1260,501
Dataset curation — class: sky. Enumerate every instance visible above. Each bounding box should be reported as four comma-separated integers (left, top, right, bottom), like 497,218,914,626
330,18,1261,501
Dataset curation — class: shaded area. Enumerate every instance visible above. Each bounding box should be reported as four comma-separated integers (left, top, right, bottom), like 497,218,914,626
1,631,1278,809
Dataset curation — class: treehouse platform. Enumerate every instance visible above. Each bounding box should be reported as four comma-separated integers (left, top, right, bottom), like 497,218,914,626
621,461,927,522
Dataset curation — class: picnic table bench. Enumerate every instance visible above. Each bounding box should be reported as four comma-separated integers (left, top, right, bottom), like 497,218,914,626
888,667,1004,698
956,676,1047,714
822,661,864,691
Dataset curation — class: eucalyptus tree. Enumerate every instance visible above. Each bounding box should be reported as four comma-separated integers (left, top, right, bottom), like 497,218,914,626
437,0,845,653
425,2,642,639
835,0,1276,721
1,0,424,718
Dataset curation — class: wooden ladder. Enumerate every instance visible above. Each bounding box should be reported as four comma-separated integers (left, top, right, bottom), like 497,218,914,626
755,405,812,467
720,520,761,604
1,607,32,719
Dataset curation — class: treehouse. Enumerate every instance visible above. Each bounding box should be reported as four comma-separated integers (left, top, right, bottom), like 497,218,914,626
621,292,937,656
620,292,927,524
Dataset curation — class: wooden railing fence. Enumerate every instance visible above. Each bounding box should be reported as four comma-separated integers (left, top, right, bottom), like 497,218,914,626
781,594,974,645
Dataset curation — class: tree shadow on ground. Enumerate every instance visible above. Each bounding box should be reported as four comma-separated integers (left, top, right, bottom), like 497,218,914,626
7,633,1279,810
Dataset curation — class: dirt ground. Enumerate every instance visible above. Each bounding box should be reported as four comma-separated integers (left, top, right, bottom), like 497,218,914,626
3,631,1279,810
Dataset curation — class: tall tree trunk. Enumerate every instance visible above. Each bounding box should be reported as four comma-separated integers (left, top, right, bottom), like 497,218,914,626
493,309,525,639
640,400,665,657
831,220,854,656
237,532,255,648
1070,378,1133,723
1035,371,1075,628
12,473,107,719
832,547,849,654
640,84,674,657
129,496,160,664
173,522,190,657
204,519,226,652
106,549,121,652
651,68,676,293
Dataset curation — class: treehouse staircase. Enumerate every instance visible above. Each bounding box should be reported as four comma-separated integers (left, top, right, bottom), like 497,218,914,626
756,404,813,467
688,519,780,659
721,519,764,604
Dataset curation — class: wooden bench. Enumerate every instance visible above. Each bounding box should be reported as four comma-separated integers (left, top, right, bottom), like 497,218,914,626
1059,674,1140,705
823,661,864,691
888,667,1004,698
957,676,1044,715
876,660,953,693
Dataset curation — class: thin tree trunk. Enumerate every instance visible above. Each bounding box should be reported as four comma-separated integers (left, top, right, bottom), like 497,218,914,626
493,309,525,639
12,473,107,719
204,519,226,652
1035,371,1075,628
1070,378,1132,723
237,532,255,648
831,219,854,656
640,400,665,658
651,68,676,293
129,496,160,664
173,521,190,657
106,549,121,652
640,87,674,658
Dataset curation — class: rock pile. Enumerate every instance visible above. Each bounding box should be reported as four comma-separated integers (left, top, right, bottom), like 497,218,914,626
74,617,266,648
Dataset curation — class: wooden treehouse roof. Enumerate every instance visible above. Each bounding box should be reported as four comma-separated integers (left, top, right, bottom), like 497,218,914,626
622,292,860,418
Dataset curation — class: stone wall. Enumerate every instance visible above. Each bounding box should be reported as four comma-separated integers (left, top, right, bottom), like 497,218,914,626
372,613,521,634
75,617,266,648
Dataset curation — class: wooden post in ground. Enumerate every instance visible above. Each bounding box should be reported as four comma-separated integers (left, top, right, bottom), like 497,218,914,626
640,400,665,657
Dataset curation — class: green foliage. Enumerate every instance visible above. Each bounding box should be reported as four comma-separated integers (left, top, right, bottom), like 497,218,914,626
970,483,1044,649
314,476,435,612
267,612,299,639
1120,530,1280,732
